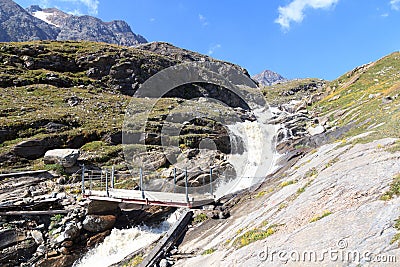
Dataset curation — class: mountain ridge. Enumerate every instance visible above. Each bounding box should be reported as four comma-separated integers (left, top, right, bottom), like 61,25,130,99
0,0,147,45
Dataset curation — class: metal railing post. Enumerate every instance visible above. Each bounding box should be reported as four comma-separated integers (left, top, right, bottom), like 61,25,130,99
185,168,189,203
100,170,103,189
173,168,176,193
105,169,109,197
210,167,213,196
140,167,144,199
111,166,115,189
90,170,93,193
81,164,85,195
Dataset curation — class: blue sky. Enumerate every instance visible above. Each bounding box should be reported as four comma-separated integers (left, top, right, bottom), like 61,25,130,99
14,0,400,80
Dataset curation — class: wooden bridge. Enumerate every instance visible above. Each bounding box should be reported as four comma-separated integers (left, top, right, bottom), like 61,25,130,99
81,165,216,208
83,189,214,208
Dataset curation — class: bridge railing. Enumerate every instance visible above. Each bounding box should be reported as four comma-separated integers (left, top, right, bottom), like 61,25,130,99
81,164,267,201
80,164,218,202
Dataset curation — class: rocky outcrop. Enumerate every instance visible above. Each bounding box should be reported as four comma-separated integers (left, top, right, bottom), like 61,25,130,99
136,42,250,77
13,139,58,159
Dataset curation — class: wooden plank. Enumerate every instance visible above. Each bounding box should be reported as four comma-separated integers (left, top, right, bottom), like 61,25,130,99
139,210,193,267
0,210,69,216
84,189,214,208
0,170,50,179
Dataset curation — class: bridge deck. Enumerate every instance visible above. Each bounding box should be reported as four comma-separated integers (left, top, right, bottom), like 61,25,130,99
83,189,214,208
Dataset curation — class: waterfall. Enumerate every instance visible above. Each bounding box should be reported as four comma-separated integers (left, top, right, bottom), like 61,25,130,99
214,107,278,197
73,209,183,267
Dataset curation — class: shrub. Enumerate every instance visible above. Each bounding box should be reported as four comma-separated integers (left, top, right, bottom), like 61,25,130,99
193,213,208,224
381,173,400,200
202,248,216,255
310,210,332,222
280,180,296,187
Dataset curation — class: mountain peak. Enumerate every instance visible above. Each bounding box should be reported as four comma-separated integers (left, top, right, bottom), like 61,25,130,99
252,69,287,86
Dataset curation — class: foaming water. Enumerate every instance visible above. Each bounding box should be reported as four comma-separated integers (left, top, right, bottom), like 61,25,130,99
74,209,183,267
215,107,278,197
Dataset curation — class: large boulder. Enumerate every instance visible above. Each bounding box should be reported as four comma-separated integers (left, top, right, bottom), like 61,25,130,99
87,200,121,215
13,140,48,159
13,137,64,159
44,149,80,168
82,215,116,233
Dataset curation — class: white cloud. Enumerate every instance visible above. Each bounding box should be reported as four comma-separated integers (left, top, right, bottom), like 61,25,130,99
390,0,400,10
208,44,221,55
199,14,209,27
275,0,339,30
36,0,99,15
79,0,99,15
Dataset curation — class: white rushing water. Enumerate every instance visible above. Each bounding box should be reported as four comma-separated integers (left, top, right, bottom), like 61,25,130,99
74,209,183,267
214,106,279,197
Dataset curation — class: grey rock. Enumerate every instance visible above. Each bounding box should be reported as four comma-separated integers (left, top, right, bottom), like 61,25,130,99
82,215,116,232
159,258,170,267
13,140,47,159
36,244,46,255
43,149,80,168
382,96,393,104
307,125,325,136
30,230,44,244
57,177,66,185
87,200,120,215
218,210,230,219
57,222,80,242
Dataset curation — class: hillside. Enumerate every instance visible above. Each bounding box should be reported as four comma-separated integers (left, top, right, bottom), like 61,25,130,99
0,41,254,175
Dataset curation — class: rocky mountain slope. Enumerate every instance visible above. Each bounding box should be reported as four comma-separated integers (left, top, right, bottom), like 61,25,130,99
1,40,400,267
252,69,287,86
0,41,253,173
0,0,146,45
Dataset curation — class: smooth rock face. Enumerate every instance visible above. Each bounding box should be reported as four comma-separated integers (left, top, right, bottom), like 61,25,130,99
82,215,116,233
43,149,80,168
174,138,400,267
